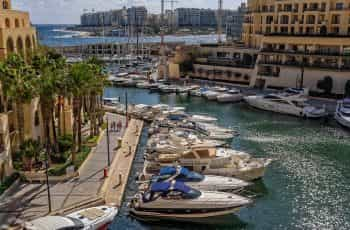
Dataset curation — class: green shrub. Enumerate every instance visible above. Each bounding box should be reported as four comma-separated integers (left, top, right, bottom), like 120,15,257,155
73,146,91,170
58,135,73,152
0,173,19,195
48,161,72,176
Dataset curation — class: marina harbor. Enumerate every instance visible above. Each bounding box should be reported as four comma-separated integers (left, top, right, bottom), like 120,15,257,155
1,0,350,229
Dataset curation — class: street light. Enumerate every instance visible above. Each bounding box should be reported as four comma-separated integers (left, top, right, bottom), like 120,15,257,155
106,118,111,167
45,148,52,213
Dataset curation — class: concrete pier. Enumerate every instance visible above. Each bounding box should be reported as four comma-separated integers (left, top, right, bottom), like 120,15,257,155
102,118,144,206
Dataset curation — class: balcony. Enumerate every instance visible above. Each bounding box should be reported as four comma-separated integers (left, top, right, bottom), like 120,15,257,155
260,48,343,56
258,59,350,70
195,57,255,69
303,7,326,12
263,32,350,37
258,71,279,77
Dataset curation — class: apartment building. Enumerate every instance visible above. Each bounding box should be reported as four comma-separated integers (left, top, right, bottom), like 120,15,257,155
242,0,350,94
0,0,40,179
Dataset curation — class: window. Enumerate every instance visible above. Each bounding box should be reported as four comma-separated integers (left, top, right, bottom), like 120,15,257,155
335,2,343,10
5,18,10,28
15,18,19,28
332,15,340,24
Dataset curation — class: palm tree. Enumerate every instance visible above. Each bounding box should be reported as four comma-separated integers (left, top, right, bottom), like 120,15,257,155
66,62,94,161
86,58,107,137
32,50,65,155
0,54,36,145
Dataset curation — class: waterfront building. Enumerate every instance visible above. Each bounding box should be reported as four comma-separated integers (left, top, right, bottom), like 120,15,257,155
242,0,350,94
175,8,201,28
0,0,39,179
81,8,127,27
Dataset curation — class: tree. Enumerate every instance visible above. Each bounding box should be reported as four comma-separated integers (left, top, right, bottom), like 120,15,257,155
31,49,65,156
66,62,95,161
317,76,333,95
0,54,36,144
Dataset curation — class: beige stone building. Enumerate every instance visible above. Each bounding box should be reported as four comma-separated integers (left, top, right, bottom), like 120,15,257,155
242,0,350,93
0,0,37,58
169,0,350,95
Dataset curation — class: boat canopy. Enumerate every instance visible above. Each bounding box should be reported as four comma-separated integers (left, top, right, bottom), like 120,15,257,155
150,181,191,194
158,166,204,182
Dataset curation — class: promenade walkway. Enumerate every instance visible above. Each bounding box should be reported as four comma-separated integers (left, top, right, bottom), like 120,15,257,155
103,118,144,206
0,113,125,224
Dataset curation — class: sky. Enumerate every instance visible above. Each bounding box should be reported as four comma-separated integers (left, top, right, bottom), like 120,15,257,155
13,0,242,24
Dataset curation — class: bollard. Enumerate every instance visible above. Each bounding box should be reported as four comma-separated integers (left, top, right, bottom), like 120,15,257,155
103,167,108,178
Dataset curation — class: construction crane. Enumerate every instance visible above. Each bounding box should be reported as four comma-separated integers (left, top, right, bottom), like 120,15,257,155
167,0,179,33
158,0,167,79
217,0,223,44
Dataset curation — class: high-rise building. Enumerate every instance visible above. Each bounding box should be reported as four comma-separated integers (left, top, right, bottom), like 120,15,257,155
175,8,201,27
81,8,127,27
242,0,350,94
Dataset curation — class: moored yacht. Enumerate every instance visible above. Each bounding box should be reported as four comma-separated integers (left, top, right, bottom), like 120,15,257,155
335,98,350,128
203,91,219,100
25,206,118,230
217,89,243,103
244,94,328,118
144,146,272,181
139,166,251,192
129,181,252,221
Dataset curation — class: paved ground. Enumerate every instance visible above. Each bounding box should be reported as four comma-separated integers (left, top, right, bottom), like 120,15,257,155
103,119,144,206
0,113,125,224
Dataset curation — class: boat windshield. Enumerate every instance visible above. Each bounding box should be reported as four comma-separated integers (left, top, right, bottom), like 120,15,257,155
65,217,85,229
341,110,350,116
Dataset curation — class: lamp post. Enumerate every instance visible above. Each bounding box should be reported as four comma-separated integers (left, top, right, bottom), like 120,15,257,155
45,148,52,213
106,117,111,167
125,91,128,127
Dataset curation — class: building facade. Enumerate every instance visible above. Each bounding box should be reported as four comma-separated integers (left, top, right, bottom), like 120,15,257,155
81,8,127,27
241,0,350,94
175,8,201,27
0,0,37,58
0,0,39,179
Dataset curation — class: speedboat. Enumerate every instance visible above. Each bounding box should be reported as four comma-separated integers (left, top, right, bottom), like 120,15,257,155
145,146,272,181
244,94,328,118
335,98,350,128
203,91,219,100
159,85,177,93
129,181,252,220
139,166,251,192
190,114,218,123
217,89,243,103
103,97,119,106
24,206,118,230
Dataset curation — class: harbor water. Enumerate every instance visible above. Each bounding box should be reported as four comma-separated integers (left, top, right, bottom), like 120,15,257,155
36,24,222,47
105,87,350,230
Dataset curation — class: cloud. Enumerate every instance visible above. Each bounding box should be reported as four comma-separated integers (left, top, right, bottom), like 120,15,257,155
13,0,242,24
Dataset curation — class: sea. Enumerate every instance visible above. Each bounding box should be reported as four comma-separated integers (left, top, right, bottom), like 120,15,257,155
104,87,350,230
36,24,223,47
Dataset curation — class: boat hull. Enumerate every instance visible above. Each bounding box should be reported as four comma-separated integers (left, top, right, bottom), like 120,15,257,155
130,206,242,222
335,112,350,128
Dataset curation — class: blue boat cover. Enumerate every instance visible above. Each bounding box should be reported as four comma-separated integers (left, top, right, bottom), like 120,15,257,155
159,166,177,176
344,98,350,104
150,182,171,192
150,181,191,194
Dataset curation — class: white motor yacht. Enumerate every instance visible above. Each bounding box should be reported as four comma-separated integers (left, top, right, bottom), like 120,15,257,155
217,89,243,103
190,114,218,123
203,91,219,100
335,98,350,128
139,166,251,192
103,97,119,106
145,146,272,181
24,206,118,230
244,94,328,118
129,181,252,220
